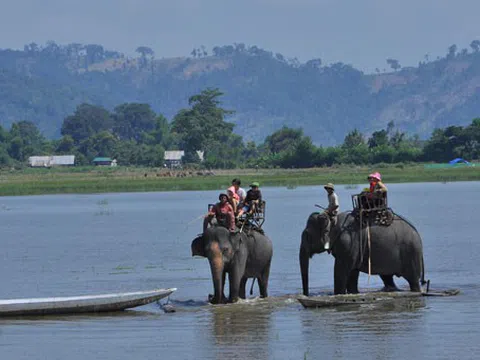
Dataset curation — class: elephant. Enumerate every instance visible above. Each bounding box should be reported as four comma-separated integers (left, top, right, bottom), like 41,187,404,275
191,226,273,304
299,211,426,296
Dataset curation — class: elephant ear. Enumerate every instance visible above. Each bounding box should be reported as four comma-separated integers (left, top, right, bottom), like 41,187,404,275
230,232,243,252
191,234,206,257
316,213,330,232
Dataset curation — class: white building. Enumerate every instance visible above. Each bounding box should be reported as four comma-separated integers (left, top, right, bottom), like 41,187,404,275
164,150,204,168
28,155,75,167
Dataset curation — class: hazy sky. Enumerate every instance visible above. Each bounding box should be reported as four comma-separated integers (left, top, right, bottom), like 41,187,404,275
1,0,479,72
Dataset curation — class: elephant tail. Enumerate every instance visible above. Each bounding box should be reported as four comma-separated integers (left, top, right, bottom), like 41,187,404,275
250,278,256,296
421,256,427,285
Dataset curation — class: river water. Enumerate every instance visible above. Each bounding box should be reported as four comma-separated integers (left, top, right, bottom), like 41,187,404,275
0,182,478,359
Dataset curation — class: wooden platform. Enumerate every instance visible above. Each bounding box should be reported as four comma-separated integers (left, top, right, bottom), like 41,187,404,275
297,289,460,309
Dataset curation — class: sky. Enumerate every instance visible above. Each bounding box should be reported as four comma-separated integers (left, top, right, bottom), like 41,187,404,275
1,0,479,73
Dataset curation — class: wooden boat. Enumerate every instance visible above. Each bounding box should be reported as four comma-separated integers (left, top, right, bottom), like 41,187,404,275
0,288,177,316
298,289,460,309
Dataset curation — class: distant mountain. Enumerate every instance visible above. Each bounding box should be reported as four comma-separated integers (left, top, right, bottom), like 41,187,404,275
1,41,480,145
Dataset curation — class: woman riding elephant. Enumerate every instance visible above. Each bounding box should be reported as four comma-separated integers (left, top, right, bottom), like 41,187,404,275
191,226,273,304
299,211,426,296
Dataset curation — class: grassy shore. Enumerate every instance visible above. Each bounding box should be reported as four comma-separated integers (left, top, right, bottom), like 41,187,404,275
0,163,478,196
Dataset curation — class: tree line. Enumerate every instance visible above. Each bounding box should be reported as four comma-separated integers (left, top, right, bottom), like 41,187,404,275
0,88,478,169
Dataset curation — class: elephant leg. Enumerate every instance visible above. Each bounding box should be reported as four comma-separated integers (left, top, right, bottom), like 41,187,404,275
346,270,360,294
228,269,243,303
239,276,247,299
221,271,228,302
334,260,349,295
380,275,399,292
405,276,421,292
209,271,228,304
258,261,271,298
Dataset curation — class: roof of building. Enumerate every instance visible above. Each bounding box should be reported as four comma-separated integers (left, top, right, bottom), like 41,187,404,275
164,150,204,161
164,151,185,161
93,157,112,162
28,155,75,166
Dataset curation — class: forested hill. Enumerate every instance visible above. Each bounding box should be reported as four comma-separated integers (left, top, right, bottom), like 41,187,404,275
2,41,480,145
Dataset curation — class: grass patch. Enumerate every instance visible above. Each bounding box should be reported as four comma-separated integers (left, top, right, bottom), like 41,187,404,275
0,164,478,196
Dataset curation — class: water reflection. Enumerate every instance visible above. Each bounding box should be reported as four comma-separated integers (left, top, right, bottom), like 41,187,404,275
299,298,426,359
205,302,272,359
0,308,164,326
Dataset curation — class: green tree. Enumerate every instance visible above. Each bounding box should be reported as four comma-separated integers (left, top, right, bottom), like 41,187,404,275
342,129,365,149
113,141,140,165
470,40,480,53
264,126,303,154
61,104,112,144
203,134,244,169
112,103,157,142
386,58,401,71
170,88,235,154
0,145,13,166
276,136,317,168
7,121,47,161
368,130,389,148
182,150,201,165
79,131,118,159
142,114,170,147
56,135,75,153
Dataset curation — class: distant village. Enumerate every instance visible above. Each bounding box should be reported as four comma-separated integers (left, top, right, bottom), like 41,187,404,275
28,150,205,170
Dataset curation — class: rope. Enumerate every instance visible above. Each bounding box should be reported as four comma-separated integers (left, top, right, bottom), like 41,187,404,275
358,210,364,267
367,222,371,285
391,210,418,232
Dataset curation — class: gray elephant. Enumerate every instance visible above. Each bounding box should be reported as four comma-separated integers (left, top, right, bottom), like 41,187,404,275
299,211,426,296
191,226,273,304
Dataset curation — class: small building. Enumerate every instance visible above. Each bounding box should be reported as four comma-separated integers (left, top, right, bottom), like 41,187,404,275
164,150,204,168
28,155,75,167
93,157,115,166
164,151,184,168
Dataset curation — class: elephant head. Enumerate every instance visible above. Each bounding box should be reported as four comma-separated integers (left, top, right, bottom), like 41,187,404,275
299,212,332,296
191,227,243,304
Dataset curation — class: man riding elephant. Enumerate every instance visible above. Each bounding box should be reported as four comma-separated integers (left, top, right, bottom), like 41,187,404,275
203,193,235,233
323,183,339,225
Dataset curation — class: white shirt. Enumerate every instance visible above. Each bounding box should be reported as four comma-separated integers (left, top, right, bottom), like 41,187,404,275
327,192,339,215
237,187,247,203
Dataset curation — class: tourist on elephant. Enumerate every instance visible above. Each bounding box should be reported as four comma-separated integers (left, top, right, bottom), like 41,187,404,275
226,186,239,214
237,182,262,218
203,193,235,233
231,178,246,205
323,183,339,225
367,172,388,208
368,172,387,194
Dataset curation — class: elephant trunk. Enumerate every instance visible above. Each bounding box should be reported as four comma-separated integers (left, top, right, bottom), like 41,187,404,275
300,230,311,296
208,242,224,304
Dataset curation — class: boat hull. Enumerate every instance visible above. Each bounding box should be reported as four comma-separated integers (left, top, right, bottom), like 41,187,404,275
298,289,459,308
0,288,177,316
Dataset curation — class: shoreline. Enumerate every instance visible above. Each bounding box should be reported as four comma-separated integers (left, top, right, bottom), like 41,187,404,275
0,164,478,196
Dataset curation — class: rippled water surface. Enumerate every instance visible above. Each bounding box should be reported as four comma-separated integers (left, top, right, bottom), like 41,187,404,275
0,182,479,359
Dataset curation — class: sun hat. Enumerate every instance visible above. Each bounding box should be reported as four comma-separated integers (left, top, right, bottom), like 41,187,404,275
324,183,335,190
368,172,382,181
